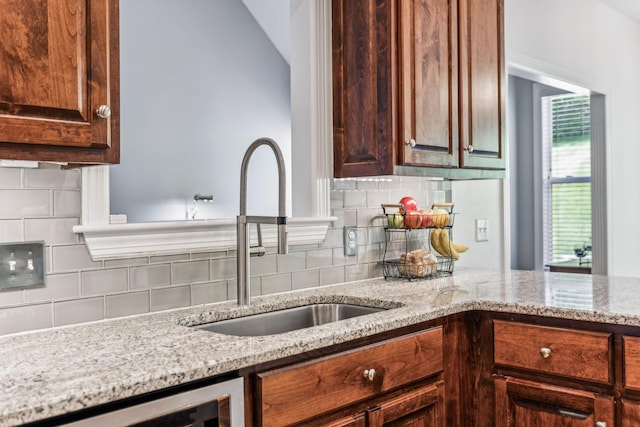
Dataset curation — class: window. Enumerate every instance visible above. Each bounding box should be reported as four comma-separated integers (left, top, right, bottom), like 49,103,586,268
541,95,592,264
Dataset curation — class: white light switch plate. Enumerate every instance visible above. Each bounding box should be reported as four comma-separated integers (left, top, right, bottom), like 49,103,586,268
475,219,489,242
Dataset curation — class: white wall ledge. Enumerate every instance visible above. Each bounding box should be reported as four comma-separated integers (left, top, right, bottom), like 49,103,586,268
73,216,336,260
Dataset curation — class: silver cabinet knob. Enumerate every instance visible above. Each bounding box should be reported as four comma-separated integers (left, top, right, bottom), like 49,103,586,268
464,145,474,153
405,139,416,148
540,347,551,358
96,105,112,119
363,369,376,382
595,422,607,427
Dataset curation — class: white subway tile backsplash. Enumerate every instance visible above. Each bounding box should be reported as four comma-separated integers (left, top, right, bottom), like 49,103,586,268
320,266,345,286
81,268,128,296
307,249,333,269
52,245,102,272
250,254,277,276
191,281,228,305
0,303,52,335
211,258,236,280
293,270,320,290
105,257,149,268
277,252,306,273
0,190,50,219
261,273,292,295
53,190,81,217
26,273,79,303
54,297,104,327
0,170,451,334
130,264,171,290
150,286,191,312
0,288,25,307
24,168,79,190
319,229,342,249
346,264,370,282
106,291,150,318
333,178,357,191
0,168,22,188
25,218,79,244
0,220,23,243
150,253,190,263
366,191,390,208
344,191,367,209
173,260,209,284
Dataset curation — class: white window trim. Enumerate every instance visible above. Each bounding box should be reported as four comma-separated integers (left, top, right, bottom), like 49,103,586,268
73,1,335,260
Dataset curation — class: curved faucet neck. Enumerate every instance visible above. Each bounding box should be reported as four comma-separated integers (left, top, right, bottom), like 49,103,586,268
239,138,287,217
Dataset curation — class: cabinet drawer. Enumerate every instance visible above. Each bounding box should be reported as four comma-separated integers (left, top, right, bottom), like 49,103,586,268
256,327,443,426
493,320,611,384
624,336,640,390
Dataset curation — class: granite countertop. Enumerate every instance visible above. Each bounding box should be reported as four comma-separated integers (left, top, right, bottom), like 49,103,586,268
2,268,640,426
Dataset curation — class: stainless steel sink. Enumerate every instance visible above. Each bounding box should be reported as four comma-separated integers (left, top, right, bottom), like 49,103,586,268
196,303,387,336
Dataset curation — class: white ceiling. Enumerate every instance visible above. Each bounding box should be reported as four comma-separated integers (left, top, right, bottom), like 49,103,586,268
599,0,640,25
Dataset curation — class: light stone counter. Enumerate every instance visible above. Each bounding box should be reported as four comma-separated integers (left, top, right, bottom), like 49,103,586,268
1,268,639,426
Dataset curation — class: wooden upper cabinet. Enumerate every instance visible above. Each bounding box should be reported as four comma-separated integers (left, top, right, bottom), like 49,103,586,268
332,0,396,177
458,0,505,169
398,0,459,168
332,0,505,177
0,0,119,164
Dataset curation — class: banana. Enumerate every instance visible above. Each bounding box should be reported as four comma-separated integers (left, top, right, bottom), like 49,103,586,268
438,228,460,260
430,229,443,255
450,240,468,253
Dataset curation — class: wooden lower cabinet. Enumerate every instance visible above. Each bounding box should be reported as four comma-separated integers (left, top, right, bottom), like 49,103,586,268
494,376,615,427
621,399,640,425
312,381,445,427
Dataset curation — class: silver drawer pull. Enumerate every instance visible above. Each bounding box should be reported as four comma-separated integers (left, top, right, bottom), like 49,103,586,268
363,368,376,382
405,139,416,148
539,347,552,359
595,422,607,427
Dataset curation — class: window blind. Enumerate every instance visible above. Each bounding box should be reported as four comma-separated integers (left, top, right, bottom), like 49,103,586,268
542,95,592,264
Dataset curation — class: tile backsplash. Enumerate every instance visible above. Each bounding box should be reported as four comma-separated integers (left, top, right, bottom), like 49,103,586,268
0,165,450,335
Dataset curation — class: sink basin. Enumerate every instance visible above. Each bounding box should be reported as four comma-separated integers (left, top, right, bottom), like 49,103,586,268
196,303,387,336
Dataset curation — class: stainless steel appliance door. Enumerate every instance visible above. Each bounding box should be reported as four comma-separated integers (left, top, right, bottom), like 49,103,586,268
62,377,244,427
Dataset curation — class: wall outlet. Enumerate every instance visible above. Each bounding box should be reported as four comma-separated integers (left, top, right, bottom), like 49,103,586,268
344,226,358,256
0,241,45,289
475,219,489,242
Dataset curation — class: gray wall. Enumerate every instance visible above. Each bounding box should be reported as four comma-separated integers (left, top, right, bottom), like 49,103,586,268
111,0,292,222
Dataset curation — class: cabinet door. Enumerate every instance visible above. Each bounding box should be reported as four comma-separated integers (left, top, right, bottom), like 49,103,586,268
458,0,505,169
494,377,614,427
398,0,459,168
0,0,119,164
621,399,640,426
367,381,445,427
332,0,396,177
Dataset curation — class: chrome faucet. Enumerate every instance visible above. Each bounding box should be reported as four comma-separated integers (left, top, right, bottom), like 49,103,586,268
237,138,288,305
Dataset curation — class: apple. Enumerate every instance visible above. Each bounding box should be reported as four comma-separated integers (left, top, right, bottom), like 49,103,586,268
404,210,422,229
418,209,433,228
387,212,404,228
399,196,418,213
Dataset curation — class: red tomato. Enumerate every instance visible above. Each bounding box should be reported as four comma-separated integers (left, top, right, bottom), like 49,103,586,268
399,196,418,212
404,210,422,229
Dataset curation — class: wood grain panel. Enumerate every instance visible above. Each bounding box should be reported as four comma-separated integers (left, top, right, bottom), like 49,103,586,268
0,0,119,163
368,381,444,426
257,328,443,426
458,0,505,169
398,0,458,168
495,377,614,427
493,320,612,384
332,0,396,177
623,335,640,390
